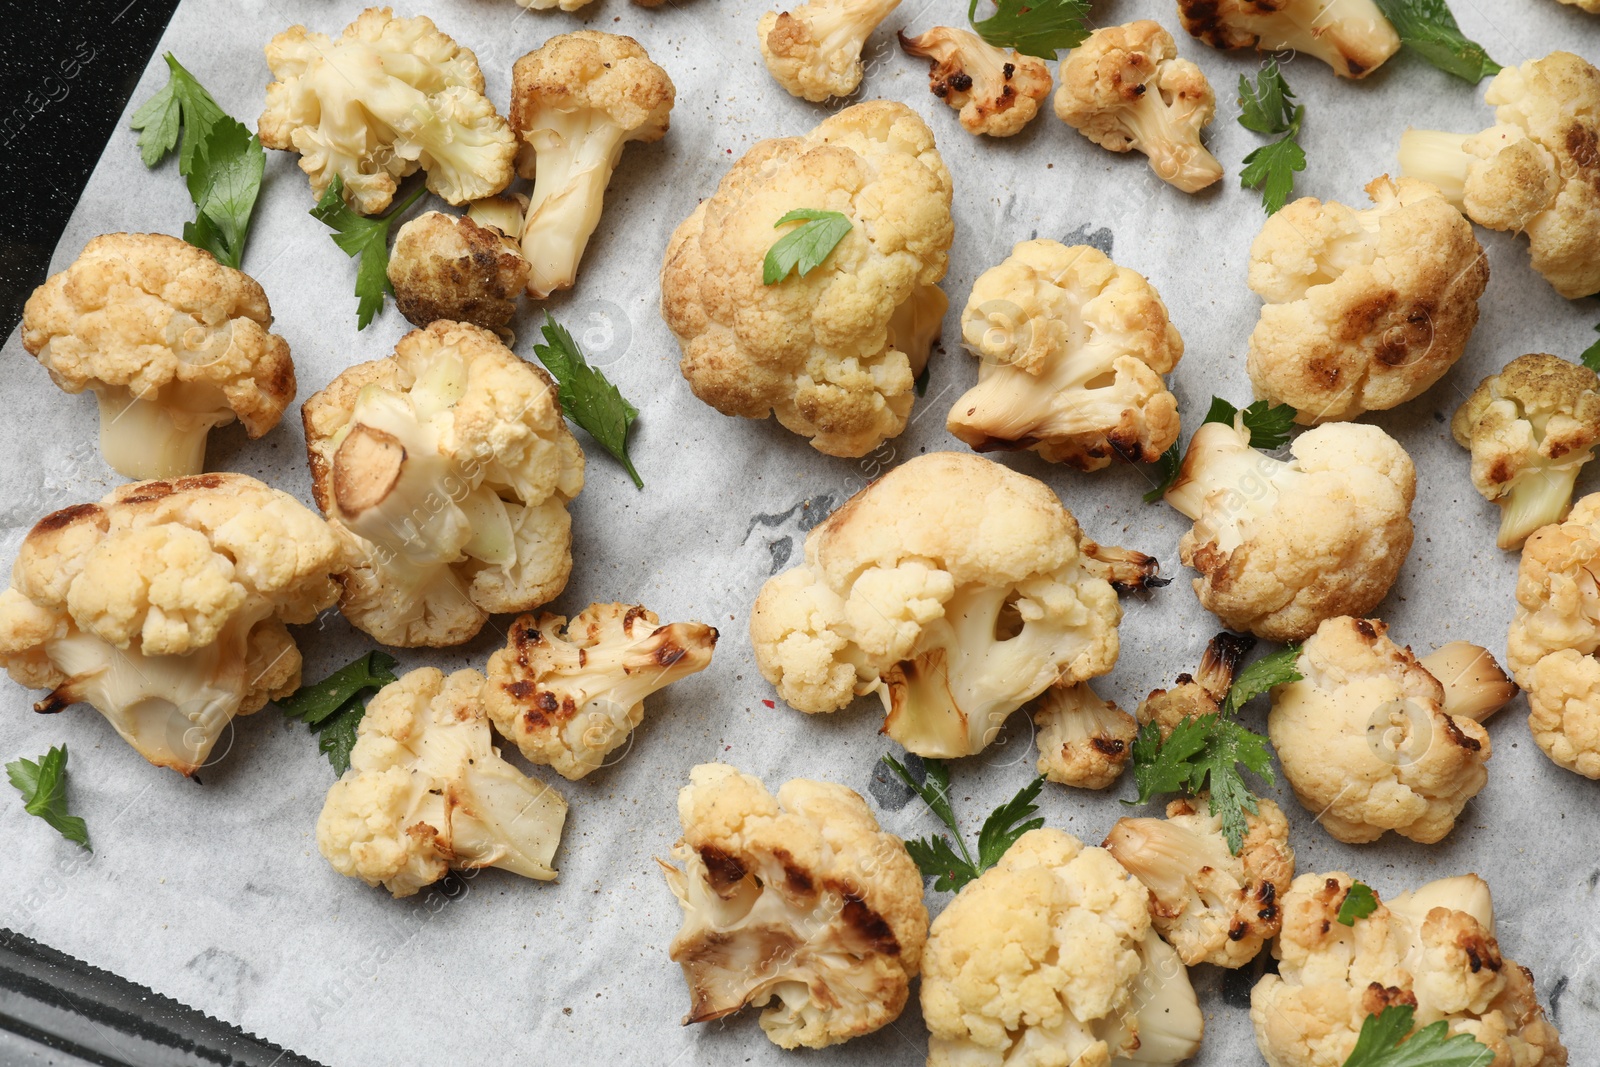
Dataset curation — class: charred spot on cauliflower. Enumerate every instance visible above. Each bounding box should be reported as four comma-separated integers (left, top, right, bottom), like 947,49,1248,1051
387,205,530,333
898,27,1051,138
1176,0,1400,79
758,0,901,102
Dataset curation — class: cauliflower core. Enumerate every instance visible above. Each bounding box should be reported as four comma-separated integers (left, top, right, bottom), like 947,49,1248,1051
751,452,1155,759
661,763,926,1049
21,233,295,481
948,239,1183,469
1165,419,1416,642
387,205,530,333
1399,51,1600,299
1054,21,1224,194
260,7,515,213
758,0,901,102
484,603,717,780
1252,872,1566,1066
510,32,675,298
898,28,1051,138
302,320,585,647
1247,176,1488,423
1032,682,1137,789
1176,0,1400,79
317,667,568,897
1452,353,1600,550
0,474,344,775
921,828,1204,1067
663,101,953,458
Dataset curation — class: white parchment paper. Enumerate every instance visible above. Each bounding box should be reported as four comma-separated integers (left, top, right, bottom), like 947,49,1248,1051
2,0,1598,1063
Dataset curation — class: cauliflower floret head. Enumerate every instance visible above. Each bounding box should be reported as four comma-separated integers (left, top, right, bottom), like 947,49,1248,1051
1164,419,1416,642
898,28,1052,138
1452,353,1600,550
921,827,1204,1067
1176,0,1400,78
660,763,926,1049
751,452,1158,758
1054,20,1224,193
1031,682,1137,789
514,0,596,11
758,0,902,102
1252,871,1566,1067
21,232,295,480
663,101,954,458
948,238,1183,469
0,473,345,774
1246,176,1488,424
387,205,530,333
1136,630,1256,739
483,603,717,780
302,320,585,648
316,667,568,897
259,7,515,213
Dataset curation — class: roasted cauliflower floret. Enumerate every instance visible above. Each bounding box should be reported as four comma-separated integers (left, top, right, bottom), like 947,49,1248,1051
259,7,515,213
514,0,596,11
302,320,585,648
483,603,717,780
751,452,1158,759
0,474,345,775
921,828,1204,1067
21,232,295,480
1135,630,1255,740
1164,419,1416,642
1252,872,1567,1066
1452,353,1600,551
758,0,900,102
947,239,1182,469
662,101,953,458
1176,0,1400,78
316,667,568,898
1247,176,1488,423
1106,794,1295,969
387,204,530,333
898,27,1051,138
660,763,926,1049
1400,51,1600,299
1054,21,1223,193
1032,682,1137,789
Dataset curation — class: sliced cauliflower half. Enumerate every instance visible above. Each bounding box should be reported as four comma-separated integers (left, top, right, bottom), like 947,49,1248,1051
21,233,295,480
898,27,1051,138
259,7,516,213
387,205,530,333
0,474,345,775
948,239,1183,469
1247,176,1489,424
302,320,585,648
758,0,901,102
316,667,568,898
1032,681,1138,789
1252,872,1566,1067
1176,0,1400,78
660,763,927,1049
663,100,954,459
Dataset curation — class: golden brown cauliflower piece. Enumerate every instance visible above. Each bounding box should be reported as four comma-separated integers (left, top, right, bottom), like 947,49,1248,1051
898,27,1051,138
1031,682,1137,789
758,0,901,102
1135,630,1255,740
21,232,294,480
387,204,530,333
1176,0,1400,78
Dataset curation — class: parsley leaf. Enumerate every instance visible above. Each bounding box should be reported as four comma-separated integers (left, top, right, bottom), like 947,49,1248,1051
130,53,226,173
1222,645,1303,716
1342,1005,1495,1067
763,209,853,284
1338,882,1380,926
1142,442,1182,503
976,774,1045,870
1205,397,1298,449
1237,61,1298,135
1374,0,1502,83
311,174,427,330
1581,325,1600,372
6,745,90,850
277,652,400,775
968,0,1092,59
534,315,645,488
1241,109,1307,215
882,755,1043,891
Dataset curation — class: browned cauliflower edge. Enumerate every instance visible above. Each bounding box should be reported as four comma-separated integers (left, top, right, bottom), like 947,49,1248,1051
898,27,1051,138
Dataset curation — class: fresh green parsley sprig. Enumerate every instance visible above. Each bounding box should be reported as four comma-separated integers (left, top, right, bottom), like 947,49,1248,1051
534,315,644,488
6,745,90,850
277,651,401,774
1237,62,1307,215
1342,1005,1494,1066
1375,0,1502,83
763,210,853,285
1143,396,1299,502
1338,882,1381,926
881,755,1044,892
1580,325,1600,372
310,174,427,330
968,0,1091,59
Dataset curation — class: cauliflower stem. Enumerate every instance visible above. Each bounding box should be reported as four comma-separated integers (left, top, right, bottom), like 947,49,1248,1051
93,388,232,481
522,113,632,299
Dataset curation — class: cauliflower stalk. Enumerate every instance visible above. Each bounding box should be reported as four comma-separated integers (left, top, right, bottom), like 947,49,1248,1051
947,239,1183,469
898,28,1051,138
660,763,926,1049
316,667,568,897
387,203,530,332
1176,0,1400,79
1032,682,1137,789
758,0,901,102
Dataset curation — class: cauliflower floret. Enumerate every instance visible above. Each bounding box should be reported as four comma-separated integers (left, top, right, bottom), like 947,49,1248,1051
483,603,717,780
660,763,926,1049
0,474,345,775
947,239,1183,468
898,27,1051,138
316,667,568,898
1247,176,1488,424
758,0,900,102
662,101,953,458
302,320,585,648
1136,630,1255,739
1557,0,1600,10
510,32,675,298
1252,872,1567,1066
751,452,1159,758
387,203,530,333
921,828,1204,1067
1270,617,1516,845
1176,0,1399,78
1106,795,1295,969
514,0,596,11
1400,52,1600,299
21,233,295,480
1452,353,1600,550
1164,419,1416,642
1054,21,1223,193
1032,682,1137,789
259,7,515,213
